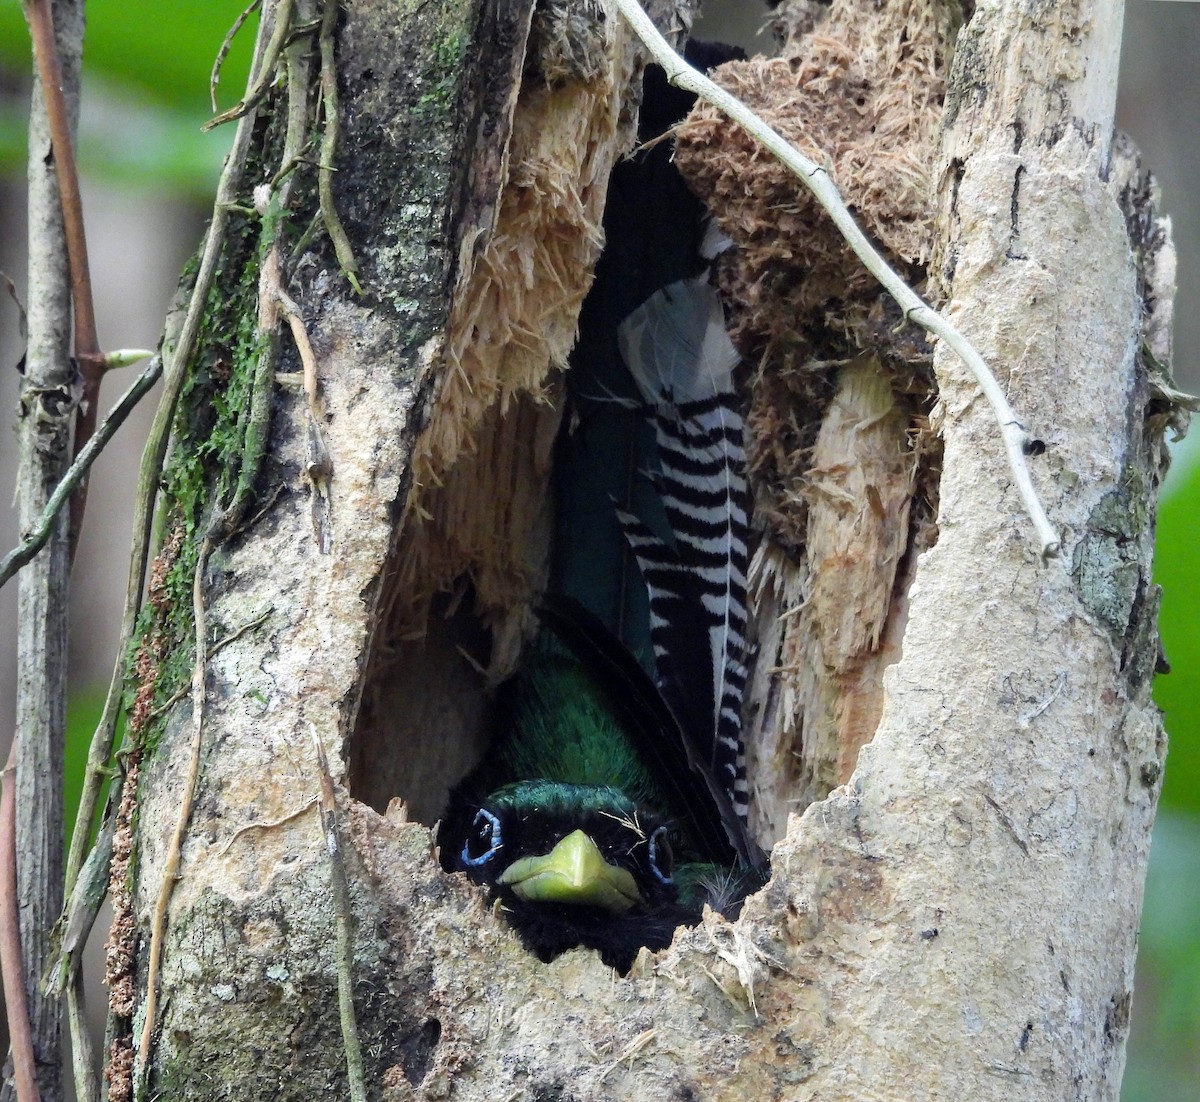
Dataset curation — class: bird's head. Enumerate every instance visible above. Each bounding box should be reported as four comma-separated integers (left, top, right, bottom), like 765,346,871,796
452,779,679,915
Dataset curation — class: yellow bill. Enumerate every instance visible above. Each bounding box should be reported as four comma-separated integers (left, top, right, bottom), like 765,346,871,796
498,830,642,914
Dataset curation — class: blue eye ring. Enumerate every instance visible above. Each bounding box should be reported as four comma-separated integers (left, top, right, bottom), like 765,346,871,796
461,808,503,867
648,825,674,885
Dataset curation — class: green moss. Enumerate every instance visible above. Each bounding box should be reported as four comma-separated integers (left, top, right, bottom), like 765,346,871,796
415,29,467,116
122,0,479,755
126,209,273,751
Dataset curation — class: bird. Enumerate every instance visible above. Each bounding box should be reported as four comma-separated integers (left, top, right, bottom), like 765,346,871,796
439,275,765,973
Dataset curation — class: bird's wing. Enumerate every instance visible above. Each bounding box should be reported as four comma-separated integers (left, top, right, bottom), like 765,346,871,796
616,276,753,833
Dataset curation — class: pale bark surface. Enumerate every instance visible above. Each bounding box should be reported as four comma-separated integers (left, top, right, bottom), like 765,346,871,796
116,0,1172,1099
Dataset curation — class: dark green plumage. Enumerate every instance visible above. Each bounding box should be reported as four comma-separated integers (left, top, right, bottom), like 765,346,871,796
497,639,660,803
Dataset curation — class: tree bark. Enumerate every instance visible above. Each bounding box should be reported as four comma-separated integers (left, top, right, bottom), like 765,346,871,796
108,0,1173,1099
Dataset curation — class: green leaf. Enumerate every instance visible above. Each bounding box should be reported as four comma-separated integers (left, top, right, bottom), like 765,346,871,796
0,0,256,193
0,1,255,114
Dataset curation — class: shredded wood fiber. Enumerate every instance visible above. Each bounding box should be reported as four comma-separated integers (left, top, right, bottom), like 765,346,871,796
392,12,635,675
674,0,954,353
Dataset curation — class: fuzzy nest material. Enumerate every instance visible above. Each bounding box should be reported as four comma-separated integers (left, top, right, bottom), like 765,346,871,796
674,0,957,358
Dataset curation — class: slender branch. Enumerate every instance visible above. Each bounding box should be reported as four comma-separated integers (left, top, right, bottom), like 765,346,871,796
317,0,361,292
12,2,79,1095
147,607,272,721
64,979,97,1102
311,728,367,1102
203,0,295,131
23,0,108,560
61,26,275,1091
0,353,162,589
276,290,333,549
612,0,1061,559
137,535,214,1077
133,6,299,1068
211,0,263,111
276,291,319,402
281,0,315,186
48,812,115,996
62,18,272,906
23,0,98,364
215,797,317,857
0,746,42,1102
209,0,316,545
209,253,278,543
56,813,110,1102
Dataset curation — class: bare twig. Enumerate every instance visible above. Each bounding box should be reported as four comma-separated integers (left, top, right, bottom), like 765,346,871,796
612,0,1061,558
276,290,333,550
147,607,272,720
62,14,272,909
22,0,96,362
203,0,295,131
211,0,263,111
206,16,313,539
1,746,42,1102
0,353,162,589
48,812,115,994
53,811,109,1102
134,111,294,1055
62,15,280,1092
13,3,80,1095
276,290,319,397
138,535,215,1075
216,798,318,857
317,0,361,292
64,978,97,1102
311,727,368,1102
281,0,316,181
134,33,317,1065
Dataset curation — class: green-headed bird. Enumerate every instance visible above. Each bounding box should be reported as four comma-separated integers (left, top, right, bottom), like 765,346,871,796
439,275,766,973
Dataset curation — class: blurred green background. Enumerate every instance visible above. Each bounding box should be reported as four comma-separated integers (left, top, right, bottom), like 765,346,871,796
0,2,1196,1098
1129,449,1200,1101
0,1,254,197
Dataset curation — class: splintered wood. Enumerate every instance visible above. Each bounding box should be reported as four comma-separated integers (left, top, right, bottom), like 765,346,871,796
745,360,923,841
391,10,634,677
351,6,641,821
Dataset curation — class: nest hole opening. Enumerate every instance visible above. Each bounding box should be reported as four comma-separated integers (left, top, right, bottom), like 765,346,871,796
345,11,945,861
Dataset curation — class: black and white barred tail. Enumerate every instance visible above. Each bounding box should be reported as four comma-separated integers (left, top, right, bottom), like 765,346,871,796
616,276,752,841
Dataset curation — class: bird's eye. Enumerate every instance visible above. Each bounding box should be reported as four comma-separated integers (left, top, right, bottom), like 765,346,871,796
461,808,502,867
648,825,674,885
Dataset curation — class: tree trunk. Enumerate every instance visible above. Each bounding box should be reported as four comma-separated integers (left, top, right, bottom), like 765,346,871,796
108,0,1174,1099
